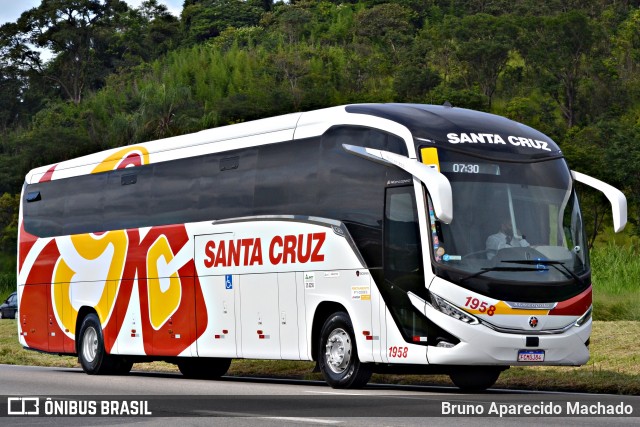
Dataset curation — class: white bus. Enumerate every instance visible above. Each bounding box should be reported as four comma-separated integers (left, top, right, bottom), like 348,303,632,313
17,103,626,390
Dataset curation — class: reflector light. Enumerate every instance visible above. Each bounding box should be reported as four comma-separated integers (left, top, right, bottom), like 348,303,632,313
436,341,455,348
575,306,593,327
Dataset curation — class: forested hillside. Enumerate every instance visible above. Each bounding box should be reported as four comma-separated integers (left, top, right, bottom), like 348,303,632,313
1,0,640,269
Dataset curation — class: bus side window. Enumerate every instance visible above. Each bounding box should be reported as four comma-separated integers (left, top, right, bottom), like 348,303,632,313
254,138,319,216
199,148,258,221
150,157,199,226
23,180,66,237
104,167,151,231
63,172,107,235
384,186,422,281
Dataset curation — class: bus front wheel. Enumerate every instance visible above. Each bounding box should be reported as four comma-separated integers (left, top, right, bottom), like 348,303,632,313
78,313,118,375
449,367,501,391
318,312,371,389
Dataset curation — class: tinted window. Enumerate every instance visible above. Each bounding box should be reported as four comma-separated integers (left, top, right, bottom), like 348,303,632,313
103,166,152,231
23,125,409,266
199,148,257,220
63,172,107,235
150,157,200,226
254,139,319,216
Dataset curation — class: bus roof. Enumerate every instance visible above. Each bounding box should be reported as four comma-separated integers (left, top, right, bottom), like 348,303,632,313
345,104,562,160
26,104,562,184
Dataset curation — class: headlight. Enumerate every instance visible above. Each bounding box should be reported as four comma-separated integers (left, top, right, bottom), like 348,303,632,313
430,293,479,325
575,306,592,327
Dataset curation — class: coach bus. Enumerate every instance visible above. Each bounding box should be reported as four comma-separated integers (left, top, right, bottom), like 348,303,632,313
17,104,626,390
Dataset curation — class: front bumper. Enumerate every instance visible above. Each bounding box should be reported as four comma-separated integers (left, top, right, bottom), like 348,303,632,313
424,303,591,366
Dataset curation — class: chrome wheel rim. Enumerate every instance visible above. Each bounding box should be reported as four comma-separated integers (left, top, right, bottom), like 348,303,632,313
324,328,352,374
82,326,98,363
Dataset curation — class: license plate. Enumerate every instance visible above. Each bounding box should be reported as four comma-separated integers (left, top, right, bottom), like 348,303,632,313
518,350,545,362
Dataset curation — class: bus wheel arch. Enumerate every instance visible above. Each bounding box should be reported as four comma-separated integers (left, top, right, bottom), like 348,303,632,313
76,308,131,375
311,301,348,362
316,309,372,389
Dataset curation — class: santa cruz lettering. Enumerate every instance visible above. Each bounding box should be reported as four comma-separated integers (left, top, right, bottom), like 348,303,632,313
447,133,551,152
204,232,326,268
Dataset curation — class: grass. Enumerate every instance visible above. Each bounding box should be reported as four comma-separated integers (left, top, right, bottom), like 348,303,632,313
0,319,638,394
591,243,640,321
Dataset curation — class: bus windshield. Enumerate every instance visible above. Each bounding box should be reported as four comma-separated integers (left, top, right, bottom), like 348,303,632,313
426,153,589,285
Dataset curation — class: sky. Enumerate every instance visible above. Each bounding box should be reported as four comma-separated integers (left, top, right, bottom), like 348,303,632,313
0,0,184,25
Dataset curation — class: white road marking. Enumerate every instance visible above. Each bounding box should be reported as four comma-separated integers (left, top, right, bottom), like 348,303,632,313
260,416,342,424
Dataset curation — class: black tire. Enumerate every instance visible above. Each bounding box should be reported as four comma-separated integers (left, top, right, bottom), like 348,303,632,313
77,313,117,375
449,367,501,392
318,312,372,389
110,357,134,375
177,357,232,379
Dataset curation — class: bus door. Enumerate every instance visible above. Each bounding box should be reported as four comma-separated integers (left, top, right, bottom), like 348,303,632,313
239,273,281,358
278,272,301,360
195,274,238,358
382,186,429,363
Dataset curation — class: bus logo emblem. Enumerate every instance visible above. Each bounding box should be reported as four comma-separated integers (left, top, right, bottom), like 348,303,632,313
528,316,539,328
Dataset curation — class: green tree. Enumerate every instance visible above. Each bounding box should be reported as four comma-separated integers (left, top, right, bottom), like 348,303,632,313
0,193,19,254
110,0,181,67
354,3,417,64
182,0,265,44
453,14,517,109
518,11,598,127
5,0,131,105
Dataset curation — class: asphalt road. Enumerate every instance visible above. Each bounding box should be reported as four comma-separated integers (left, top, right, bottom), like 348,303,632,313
0,364,638,426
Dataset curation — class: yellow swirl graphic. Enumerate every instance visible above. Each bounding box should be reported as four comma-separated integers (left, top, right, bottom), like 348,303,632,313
53,231,128,334
146,236,182,330
92,146,150,174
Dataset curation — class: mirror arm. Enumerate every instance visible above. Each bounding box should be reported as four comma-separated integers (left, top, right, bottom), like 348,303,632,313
343,144,453,223
571,170,627,233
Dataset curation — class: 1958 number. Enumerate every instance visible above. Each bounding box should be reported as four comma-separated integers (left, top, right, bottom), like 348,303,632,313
464,297,496,316
389,346,408,358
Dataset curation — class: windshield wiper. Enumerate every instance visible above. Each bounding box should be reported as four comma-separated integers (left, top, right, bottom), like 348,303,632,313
460,266,548,284
502,260,585,286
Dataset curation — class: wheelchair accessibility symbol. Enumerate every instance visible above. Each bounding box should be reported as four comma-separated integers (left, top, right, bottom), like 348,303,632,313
225,275,233,290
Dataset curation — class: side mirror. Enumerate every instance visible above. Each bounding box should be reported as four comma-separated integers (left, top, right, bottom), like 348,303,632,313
343,144,453,223
571,171,627,233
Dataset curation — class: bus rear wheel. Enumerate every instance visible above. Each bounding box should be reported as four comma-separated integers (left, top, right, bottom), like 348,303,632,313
449,367,501,392
318,312,371,389
177,358,231,379
78,313,119,375
110,357,133,375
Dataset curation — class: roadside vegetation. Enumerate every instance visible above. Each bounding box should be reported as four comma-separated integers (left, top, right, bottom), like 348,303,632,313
1,1,640,259
0,320,638,395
